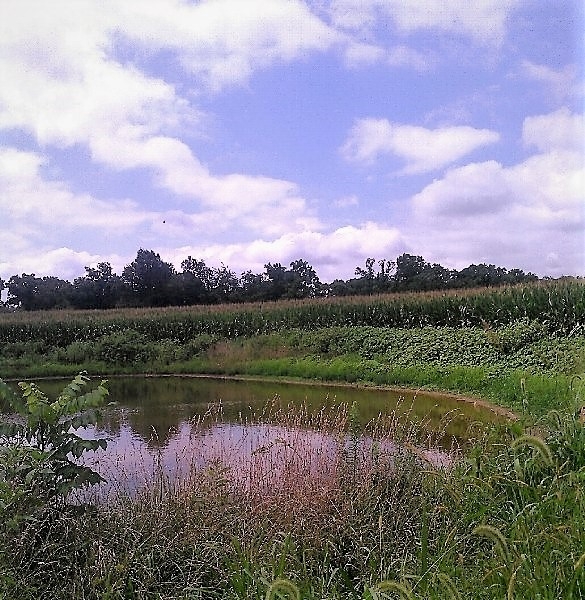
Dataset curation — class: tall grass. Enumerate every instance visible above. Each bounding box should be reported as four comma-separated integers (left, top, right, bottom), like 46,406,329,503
0,400,459,599
2,397,584,599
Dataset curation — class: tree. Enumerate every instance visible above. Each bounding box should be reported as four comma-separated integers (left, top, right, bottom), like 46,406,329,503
352,258,396,294
122,249,175,306
71,262,122,309
505,268,538,285
7,274,73,310
210,264,239,303
455,264,506,288
0,373,108,513
412,263,454,290
264,263,289,300
394,254,430,288
354,257,376,282
177,257,213,305
238,270,270,302
287,259,323,298
180,257,214,291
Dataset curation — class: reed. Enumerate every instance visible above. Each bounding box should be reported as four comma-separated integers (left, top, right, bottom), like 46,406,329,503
2,403,585,598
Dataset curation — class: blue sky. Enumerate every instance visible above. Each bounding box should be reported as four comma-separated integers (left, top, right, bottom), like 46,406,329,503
0,0,583,284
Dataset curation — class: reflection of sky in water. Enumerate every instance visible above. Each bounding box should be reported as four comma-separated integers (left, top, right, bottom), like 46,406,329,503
24,377,497,502
79,417,452,502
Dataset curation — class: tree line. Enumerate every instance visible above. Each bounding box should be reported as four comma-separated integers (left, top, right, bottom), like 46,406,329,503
0,249,538,311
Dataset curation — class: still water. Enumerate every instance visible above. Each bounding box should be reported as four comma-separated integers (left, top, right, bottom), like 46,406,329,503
37,376,501,498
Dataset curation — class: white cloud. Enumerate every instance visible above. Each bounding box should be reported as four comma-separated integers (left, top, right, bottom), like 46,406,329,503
520,60,580,103
114,0,340,91
91,129,320,236
386,0,518,45
343,42,385,67
341,118,500,173
0,2,189,145
329,0,519,45
0,144,318,258
0,0,326,241
333,195,359,208
523,108,585,153
385,45,432,70
413,154,583,231
344,42,431,70
165,223,406,282
0,147,155,231
0,247,129,281
409,111,585,275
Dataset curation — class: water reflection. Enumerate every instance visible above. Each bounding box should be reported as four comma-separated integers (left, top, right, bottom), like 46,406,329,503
37,376,499,445
34,376,500,499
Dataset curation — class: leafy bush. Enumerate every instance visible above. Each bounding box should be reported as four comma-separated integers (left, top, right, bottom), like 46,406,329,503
485,318,547,353
0,340,49,360
94,329,154,364
0,373,108,518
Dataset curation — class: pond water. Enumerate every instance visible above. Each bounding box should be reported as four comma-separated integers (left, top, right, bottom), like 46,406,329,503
18,376,504,499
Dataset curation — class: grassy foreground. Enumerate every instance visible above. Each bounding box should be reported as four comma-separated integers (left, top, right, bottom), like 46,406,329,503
1,395,585,599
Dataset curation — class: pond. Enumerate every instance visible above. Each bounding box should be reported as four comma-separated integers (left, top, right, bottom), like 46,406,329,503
15,376,505,500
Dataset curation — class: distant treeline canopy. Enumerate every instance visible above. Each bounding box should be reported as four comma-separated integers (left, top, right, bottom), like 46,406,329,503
0,250,538,311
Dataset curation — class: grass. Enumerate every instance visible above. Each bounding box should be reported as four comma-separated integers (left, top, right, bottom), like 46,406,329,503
3,320,584,415
1,398,585,599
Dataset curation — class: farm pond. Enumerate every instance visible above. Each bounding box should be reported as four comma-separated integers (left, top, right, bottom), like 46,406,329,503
21,376,506,499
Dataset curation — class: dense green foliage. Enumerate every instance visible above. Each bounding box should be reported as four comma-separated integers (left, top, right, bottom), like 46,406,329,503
1,281,583,415
1,250,538,311
0,373,108,519
1,281,583,345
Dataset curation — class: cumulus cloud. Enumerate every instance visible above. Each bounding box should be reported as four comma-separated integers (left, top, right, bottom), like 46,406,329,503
0,246,130,282
409,109,585,276
0,0,327,241
91,128,320,236
522,108,585,153
113,0,340,91
0,147,155,231
164,223,406,282
341,118,500,173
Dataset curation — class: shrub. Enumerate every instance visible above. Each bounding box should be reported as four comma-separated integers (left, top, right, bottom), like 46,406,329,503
94,330,154,364
0,373,108,518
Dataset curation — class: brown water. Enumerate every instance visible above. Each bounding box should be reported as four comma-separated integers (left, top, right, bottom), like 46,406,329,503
34,376,502,499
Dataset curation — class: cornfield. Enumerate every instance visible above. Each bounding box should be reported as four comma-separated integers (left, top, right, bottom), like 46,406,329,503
0,280,583,347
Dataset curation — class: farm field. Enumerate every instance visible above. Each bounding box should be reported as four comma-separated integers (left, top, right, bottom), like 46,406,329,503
1,280,585,598
1,281,584,415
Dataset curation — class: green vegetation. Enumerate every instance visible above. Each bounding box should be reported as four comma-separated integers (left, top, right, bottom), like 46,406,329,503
0,384,584,598
1,250,538,311
0,373,108,521
1,281,584,415
1,280,584,597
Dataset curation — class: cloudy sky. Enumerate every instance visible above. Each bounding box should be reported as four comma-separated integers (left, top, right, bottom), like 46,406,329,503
0,0,583,284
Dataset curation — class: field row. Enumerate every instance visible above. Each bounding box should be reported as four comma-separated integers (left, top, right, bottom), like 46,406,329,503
1,281,583,346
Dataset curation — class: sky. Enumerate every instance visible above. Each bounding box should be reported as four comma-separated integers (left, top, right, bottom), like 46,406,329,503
0,0,584,285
